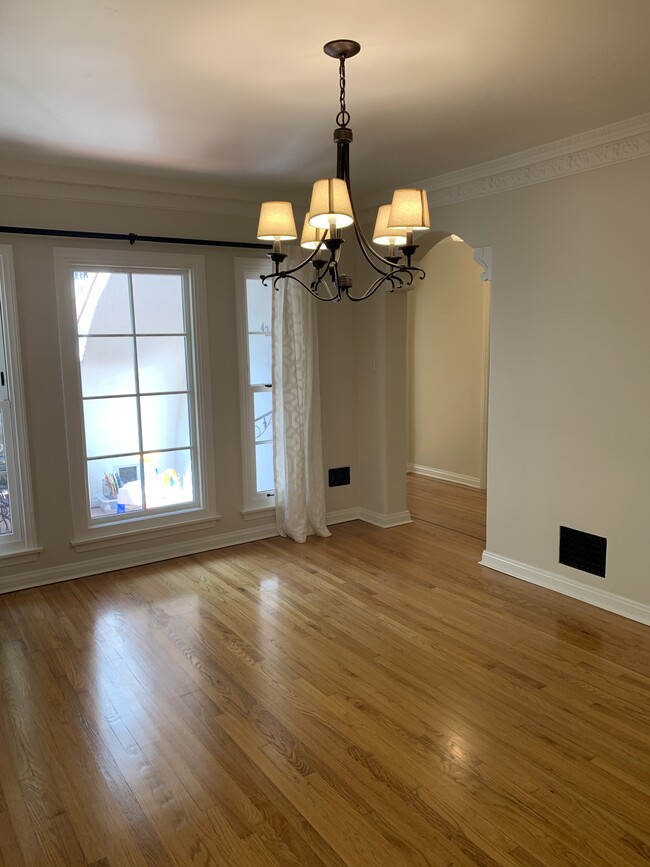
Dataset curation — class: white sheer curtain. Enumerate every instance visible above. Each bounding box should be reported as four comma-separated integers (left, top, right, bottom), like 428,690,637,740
272,255,331,543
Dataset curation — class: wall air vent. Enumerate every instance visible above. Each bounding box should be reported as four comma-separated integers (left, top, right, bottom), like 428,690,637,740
559,526,607,578
329,467,350,487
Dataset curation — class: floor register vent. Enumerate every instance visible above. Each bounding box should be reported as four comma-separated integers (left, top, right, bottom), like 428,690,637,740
559,526,607,578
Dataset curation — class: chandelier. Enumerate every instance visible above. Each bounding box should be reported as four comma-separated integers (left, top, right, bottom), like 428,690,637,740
256,39,431,302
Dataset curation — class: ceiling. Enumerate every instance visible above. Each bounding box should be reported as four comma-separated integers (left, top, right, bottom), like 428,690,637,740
2,0,650,195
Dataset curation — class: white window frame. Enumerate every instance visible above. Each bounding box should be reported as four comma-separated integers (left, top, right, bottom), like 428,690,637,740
0,246,39,564
235,258,275,517
54,248,218,551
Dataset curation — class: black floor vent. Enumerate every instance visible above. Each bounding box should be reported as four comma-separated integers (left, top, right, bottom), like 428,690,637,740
559,526,607,578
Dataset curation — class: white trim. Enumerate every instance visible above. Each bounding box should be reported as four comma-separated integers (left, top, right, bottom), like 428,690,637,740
327,507,413,529
234,257,276,513
325,508,363,526
478,276,491,491
407,463,481,489
71,515,221,552
2,113,648,219
472,247,492,282
0,524,278,596
0,547,43,568
0,160,301,219
358,509,412,529
0,246,38,555
480,551,650,626
240,505,275,521
53,247,216,548
364,112,650,209
0,507,417,595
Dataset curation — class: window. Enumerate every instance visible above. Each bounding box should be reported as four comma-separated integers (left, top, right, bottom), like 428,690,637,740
235,259,274,514
0,246,38,561
55,249,216,548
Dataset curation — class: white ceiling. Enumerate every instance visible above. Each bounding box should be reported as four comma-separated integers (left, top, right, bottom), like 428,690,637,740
2,0,650,195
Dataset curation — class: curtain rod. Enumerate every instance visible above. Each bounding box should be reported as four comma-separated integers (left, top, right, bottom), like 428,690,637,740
0,225,272,251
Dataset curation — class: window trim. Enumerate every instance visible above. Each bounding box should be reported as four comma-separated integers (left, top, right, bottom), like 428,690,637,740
54,247,218,548
0,245,39,562
235,257,275,515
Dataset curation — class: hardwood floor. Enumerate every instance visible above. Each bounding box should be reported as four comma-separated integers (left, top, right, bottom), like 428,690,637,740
407,473,486,540
1,483,649,865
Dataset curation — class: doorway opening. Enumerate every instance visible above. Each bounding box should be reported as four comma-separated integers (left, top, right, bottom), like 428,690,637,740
406,234,490,540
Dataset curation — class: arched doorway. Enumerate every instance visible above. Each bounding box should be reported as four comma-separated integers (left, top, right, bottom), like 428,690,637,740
406,233,491,539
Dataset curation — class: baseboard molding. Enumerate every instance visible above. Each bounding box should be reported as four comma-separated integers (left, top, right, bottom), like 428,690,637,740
327,507,412,528
0,523,279,596
480,551,650,626
325,508,363,526
1,507,417,595
358,509,412,529
407,463,481,489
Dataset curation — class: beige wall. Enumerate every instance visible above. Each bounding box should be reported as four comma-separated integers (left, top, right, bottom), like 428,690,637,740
0,171,360,585
4,154,650,617
371,155,650,611
407,238,487,485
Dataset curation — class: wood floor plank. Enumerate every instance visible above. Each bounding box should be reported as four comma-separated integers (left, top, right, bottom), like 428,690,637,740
0,477,648,865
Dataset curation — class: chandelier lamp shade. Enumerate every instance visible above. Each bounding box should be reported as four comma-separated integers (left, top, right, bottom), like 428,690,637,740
257,39,431,302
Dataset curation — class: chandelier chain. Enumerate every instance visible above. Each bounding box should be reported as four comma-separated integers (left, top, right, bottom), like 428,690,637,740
336,57,350,129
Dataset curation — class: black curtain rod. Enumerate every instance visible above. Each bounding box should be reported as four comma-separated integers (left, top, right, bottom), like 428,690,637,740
0,225,272,251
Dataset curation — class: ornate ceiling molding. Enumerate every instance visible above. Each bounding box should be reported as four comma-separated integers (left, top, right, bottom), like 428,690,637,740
423,113,650,207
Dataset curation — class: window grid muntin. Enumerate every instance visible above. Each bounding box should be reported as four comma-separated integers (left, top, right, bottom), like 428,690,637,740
75,269,196,521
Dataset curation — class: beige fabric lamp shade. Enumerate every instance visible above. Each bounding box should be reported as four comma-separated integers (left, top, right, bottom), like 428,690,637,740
372,204,408,245
387,189,431,231
257,201,298,240
300,213,327,249
308,179,354,230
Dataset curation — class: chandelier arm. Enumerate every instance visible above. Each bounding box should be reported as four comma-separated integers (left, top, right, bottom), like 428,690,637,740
311,263,341,301
260,239,331,286
346,270,403,302
351,220,402,276
344,166,420,275
277,270,342,302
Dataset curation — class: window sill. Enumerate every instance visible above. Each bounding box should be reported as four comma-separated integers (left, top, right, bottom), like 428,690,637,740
240,505,276,521
71,514,221,552
0,546,43,568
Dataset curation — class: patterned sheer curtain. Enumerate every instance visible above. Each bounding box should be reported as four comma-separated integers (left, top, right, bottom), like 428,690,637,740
272,253,331,543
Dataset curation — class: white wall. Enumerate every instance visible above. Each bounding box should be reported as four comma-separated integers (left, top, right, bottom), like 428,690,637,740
371,155,650,614
0,167,360,586
407,238,487,486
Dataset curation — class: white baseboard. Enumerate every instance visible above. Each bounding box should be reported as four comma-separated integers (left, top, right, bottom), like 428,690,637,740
407,463,481,489
358,509,412,529
1,508,416,595
480,551,650,626
326,508,363,526
0,523,278,596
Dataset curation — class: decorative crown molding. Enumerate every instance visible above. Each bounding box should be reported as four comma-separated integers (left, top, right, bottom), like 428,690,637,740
365,112,650,210
427,114,650,207
2,113,650,217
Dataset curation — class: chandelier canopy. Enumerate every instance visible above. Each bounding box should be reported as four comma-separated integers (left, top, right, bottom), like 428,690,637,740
257,39,431,302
